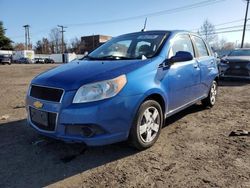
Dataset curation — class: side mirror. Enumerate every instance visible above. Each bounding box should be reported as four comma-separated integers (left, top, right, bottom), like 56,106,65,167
169,51,193,64
159,51,193,69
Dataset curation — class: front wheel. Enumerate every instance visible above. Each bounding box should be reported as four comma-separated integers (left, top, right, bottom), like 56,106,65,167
129,100,163,150
202,80,218,107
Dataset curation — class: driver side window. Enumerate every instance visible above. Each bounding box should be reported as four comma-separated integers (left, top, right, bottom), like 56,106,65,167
168,35,194,59
100,40,132,57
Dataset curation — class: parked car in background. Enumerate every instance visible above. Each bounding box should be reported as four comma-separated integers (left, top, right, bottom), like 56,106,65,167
219,48,250,79
26,30,219,150
44,58,55,64
34,58,45,64
0,54,12,65
15,57,33,64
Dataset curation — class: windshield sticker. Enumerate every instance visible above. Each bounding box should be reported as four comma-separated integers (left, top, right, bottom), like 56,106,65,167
137,35,159,40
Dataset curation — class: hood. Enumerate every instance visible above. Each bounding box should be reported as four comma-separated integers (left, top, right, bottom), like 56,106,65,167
223,56,250,63
32,59,152,90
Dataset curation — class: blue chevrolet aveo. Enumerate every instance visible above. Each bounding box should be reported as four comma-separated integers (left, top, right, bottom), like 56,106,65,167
26,30,219,150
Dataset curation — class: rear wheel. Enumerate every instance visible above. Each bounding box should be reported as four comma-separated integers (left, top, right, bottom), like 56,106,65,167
129,100,163,150
202,80,218,107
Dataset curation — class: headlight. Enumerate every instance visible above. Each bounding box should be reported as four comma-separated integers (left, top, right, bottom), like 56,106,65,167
73,75,127,103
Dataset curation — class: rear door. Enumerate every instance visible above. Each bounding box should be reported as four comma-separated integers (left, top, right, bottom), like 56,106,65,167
166,34,200,111
191,35,216,97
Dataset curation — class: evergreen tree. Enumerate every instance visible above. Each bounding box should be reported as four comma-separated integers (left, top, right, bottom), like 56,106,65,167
0,21,12,50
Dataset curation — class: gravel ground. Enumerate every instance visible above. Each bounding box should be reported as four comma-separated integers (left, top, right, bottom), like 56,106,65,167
0,64,249,188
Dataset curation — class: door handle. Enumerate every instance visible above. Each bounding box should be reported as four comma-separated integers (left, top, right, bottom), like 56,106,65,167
193,63,199,68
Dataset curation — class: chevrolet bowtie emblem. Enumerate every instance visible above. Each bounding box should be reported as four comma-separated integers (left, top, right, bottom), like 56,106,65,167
33,101,43,109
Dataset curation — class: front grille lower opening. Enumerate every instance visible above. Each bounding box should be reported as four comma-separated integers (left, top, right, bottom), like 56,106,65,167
30,107,57,131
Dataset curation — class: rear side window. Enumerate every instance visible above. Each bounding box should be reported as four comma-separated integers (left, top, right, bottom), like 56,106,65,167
168,35,194,58
192,36,209,57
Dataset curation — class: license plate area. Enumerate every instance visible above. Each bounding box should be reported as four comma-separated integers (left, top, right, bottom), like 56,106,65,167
29,107,57,131
30,107,48,126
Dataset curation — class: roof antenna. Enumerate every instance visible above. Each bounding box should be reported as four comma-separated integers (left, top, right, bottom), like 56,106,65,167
141,18,147,32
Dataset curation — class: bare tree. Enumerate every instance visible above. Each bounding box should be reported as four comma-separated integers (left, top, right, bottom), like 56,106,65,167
49,28,61,53
223,42,235,50
68,37,82,53
42,38,50,53
244,43,250,48
35,40,43,53
212,38,227,50
34,38,51,54
219,38,227,49
198,19,217,44
13,43,25,51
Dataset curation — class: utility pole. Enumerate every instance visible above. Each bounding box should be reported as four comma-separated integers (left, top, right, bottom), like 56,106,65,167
57,25,67,53
241,0,250,48
23,25,30,50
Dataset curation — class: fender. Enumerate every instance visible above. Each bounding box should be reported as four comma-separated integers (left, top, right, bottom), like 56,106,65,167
130,88,169,122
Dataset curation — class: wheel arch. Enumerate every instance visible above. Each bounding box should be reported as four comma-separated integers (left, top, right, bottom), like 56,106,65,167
143,93,166,115
215,76,219,83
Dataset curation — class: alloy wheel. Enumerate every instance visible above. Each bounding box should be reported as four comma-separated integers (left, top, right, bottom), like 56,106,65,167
139,107,160,143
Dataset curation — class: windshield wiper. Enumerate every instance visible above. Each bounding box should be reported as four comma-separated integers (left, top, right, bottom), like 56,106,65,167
81,55,101,60
94,55,133,60
83,55,138,61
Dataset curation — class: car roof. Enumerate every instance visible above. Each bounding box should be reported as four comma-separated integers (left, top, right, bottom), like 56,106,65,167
118,30,200,38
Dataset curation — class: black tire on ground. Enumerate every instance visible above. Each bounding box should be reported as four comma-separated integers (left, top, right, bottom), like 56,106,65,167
129,100,163,150
202,80,218,108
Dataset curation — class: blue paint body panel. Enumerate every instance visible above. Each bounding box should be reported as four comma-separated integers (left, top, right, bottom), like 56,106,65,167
26,30,219,146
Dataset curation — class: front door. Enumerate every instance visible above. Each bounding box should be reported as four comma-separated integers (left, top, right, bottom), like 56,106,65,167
164,34,200,111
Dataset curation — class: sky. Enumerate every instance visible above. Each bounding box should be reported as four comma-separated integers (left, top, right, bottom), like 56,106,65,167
0,0,249,46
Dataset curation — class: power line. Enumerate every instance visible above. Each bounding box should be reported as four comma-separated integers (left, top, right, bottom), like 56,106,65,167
214,19,245,27
66,0,226,27
198,24,250,33
9,27,55,39
215,24,249,31
191,19,245,31
10,0,226,40
200,28,250,35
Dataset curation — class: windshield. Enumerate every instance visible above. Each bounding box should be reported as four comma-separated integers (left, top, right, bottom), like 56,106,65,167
87,32,168,60
228,49,250,56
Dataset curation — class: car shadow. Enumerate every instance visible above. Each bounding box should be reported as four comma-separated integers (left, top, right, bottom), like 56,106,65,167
163,103,206,128
218,79,250,87
0,119,138,188
0,104,206,188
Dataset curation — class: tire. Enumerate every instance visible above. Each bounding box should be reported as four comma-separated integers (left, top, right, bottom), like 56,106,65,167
202,80,218,107
129,100,163,150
